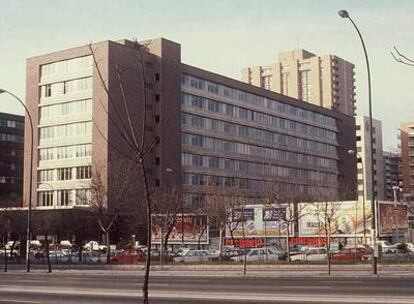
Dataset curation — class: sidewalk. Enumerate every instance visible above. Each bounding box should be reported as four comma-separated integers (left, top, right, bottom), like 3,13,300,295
6,263,414,279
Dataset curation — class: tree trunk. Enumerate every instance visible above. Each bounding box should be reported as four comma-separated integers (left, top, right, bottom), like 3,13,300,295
218,227,223,264
45,233,52,273
160,227,164,267
197,226,207,250
286,223,291,264
141,160,152,304
242,221,247,275
78,245,83,263
106,231,111,265
3,236,8,273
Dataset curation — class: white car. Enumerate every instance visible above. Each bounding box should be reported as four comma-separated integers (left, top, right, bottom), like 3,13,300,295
173,250,210,263
377,240,397,253
83,241,106,251
290,247,327,262
230,247,280,262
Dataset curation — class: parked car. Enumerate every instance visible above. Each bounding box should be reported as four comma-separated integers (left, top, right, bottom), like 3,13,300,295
289,244,307,256
290,247,327,262
173,250,210,263
230,247,280,262
110,248,144,264
209,249,244,262
331,246,371,262
83,241,107,251
394,242,414,253
377,240,397,253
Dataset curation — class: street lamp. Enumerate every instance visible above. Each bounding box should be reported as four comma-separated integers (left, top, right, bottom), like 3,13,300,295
0,89,34,272
339,10,378,274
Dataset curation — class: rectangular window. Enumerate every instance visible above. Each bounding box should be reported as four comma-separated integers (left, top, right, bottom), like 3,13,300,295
57,190,70,206
38,191,54,207
57,168,72,181
76,166,91,179
75,188,91,205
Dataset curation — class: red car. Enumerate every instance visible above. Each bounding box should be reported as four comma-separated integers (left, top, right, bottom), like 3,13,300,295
110,249,144,264
331,246,371,262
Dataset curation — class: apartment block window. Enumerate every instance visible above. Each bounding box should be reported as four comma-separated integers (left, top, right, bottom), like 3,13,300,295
57,168,72,181
57,190,70,206
44,84,52,97
76,166,91,179
75,188,91,205
38,169,54,182
155,94,160,102
38,191,54,207
155,73,160,81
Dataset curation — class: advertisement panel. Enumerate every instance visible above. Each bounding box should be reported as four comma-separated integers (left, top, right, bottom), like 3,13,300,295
152,214,208,244
378,203,408,236
226,205,293,238
298,201,372,237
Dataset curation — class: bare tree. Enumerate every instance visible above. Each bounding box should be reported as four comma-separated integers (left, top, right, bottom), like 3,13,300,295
89,39,160,304
264,182,309,263
83,165,133,264
32,211,58,273
203,188,236,262
0,209,11,272
391,47,414,66
312,186,341,275
152,186,182,264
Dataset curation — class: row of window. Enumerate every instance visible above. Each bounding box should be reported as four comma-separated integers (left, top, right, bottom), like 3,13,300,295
0,119,24,129
37,188,91,207
182,153,337,184
40,56,93,78
182,113,337,156
39,121,92,140
38,166,91,182
0,133,24,143
182,74,337,128
39,144,92,161
182,173,331,195
0,176,18,184
182,133,337,170
182,94,337,142
39,99,92,120
40,77,92,99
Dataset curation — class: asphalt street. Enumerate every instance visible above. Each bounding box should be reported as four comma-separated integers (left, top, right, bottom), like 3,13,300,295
0,271,414,303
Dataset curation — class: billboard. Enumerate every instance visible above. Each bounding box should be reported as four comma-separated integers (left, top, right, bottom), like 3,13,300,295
298,201,372,237
378,203,408,236
152,214,208,245
226,205,293,239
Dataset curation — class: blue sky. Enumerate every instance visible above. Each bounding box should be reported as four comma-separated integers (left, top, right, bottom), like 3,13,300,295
1,0,413,148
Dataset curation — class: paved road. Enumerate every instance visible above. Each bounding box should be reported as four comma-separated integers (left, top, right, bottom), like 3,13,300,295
0,272,414,303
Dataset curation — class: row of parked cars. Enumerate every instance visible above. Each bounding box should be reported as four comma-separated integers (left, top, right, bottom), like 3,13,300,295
288,241,414,263
3,239,414,264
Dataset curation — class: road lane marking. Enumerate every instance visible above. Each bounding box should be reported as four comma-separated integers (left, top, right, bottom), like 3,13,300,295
0,300,41,304
0,285,414,303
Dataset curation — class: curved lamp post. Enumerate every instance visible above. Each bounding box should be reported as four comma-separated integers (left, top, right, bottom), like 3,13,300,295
339,10,378,274
0,89,34,272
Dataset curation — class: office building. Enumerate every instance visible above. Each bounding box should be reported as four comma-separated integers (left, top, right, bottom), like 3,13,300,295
24,38,356,212
0,112,24,207
242,49,356,116
355,116,385,201
400,122,414,201
383,150,402,201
